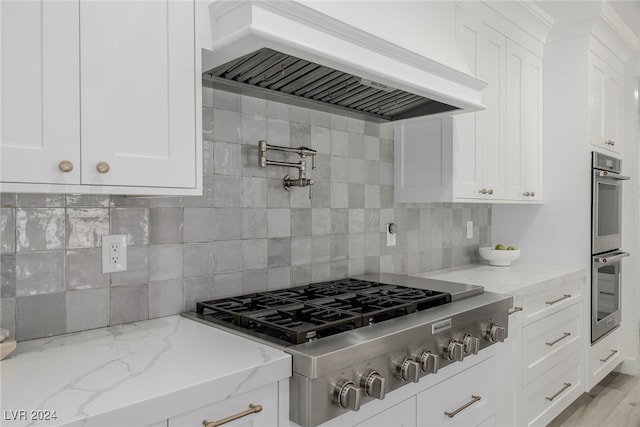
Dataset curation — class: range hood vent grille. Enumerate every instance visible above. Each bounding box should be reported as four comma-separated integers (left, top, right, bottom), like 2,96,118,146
205,48,459,121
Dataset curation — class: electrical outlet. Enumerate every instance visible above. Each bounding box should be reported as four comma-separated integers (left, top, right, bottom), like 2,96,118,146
466,221,473,239
102,234,127,273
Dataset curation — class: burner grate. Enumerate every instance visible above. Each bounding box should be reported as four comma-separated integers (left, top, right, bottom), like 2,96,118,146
194,278,452,345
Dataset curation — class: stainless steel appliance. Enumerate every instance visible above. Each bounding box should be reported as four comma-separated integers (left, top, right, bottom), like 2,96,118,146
183,274,512,426
592,251,628,342
202,1,487,123
592,152,629,254
591,152,629,342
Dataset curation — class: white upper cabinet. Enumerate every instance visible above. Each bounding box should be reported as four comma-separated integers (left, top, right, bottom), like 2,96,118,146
394,4,545,204
80,1,197,189
0,1,80,185
588,48,623,154
455,10,506,201
1,0,201,195
505,40,543,202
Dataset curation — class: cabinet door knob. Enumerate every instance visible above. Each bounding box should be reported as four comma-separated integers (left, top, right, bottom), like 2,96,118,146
58,160,74,172
530,191,535,197
479,188,493,195
488,189,493,195
606,140,615,146
523,192,530,197
96,162,111,174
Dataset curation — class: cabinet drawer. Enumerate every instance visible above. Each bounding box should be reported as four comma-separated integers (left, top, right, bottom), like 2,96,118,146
169,383,278,427
522,349,583,427
588,326,622,390
522,302,583,385
355,397,416,427
521,279,583,326
417,356,495,426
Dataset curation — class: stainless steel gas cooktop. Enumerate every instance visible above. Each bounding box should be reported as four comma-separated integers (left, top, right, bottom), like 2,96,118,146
182,273,512,427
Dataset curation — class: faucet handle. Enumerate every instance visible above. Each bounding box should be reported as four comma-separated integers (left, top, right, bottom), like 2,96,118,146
308,179,314,199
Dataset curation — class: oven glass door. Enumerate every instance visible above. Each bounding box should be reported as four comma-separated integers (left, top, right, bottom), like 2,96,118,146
592,251,627,342
592,172,623,254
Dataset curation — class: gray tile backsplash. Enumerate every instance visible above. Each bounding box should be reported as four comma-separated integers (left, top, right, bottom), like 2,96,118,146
0,83,491,341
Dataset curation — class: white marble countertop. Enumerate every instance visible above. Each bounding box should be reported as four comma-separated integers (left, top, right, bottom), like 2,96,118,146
414,263,587,295
0,316,291,426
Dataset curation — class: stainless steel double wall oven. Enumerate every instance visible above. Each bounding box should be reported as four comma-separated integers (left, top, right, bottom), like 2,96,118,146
591,152,629,343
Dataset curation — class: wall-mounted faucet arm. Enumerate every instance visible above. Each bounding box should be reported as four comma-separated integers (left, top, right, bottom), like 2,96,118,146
258,140,316,199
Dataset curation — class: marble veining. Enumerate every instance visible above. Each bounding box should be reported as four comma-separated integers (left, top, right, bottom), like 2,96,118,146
414,263,587,294
1,316,291,426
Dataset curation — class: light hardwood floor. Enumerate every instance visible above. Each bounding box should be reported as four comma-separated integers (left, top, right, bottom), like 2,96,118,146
547,370,640,427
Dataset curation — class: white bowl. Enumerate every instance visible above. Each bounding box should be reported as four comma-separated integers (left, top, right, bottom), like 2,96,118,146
479,247,521,266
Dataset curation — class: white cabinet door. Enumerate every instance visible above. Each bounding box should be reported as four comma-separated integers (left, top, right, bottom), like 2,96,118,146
416,356,496,427
0,0,80,185
505,40,543,202
355,397,416,427
80,0,196,189
454,8,505,200
589,52,622,154
169,383,279,427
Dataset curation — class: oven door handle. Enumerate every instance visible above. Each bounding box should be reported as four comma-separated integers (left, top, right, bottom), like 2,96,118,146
594,252,630,264
597,171,630,180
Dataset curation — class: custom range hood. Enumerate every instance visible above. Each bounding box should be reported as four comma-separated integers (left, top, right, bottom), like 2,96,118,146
200,1,487,122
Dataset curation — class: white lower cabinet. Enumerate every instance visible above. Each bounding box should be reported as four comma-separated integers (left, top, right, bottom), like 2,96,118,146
521,302,583,385
355,397,417,427
588,327,623,390
416,356,496,427
495,276,586,427
168,383,279,427
522,349,583,427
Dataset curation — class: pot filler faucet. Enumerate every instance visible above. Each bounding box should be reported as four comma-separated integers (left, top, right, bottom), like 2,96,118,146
258,140,316,199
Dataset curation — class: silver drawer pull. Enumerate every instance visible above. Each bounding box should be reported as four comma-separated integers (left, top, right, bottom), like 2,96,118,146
203,404,262,427
444,395,481,418
545,294,571,305
508,306,523,315
546,332,571,346
545,383,571,401
600,350,618,363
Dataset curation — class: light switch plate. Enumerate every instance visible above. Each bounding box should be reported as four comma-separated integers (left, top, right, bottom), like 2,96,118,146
102,234,127,273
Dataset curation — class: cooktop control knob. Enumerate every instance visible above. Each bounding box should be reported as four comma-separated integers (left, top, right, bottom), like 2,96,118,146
334,378,362,411
417,351,439,374
359,369,386,400
397,359,420,383
446,341,465,362
485,323,506,343
463,335,480,355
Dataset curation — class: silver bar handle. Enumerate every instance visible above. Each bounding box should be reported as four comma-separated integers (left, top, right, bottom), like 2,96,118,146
600,350,618,363
594,252,630,264
508,306,523,315
203,404,262,427
546,332,571,346
545,383,571,401
545,294,571,305
444,395,481,418
597,171,630,180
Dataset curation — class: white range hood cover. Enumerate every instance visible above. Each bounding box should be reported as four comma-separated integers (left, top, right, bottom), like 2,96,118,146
200,0,487,121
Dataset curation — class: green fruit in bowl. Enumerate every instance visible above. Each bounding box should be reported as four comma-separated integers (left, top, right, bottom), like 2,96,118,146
507,245,516,250
495,244,505,250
